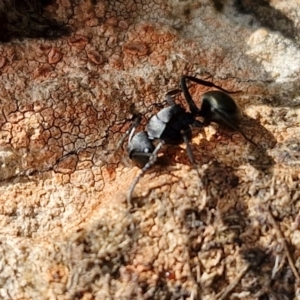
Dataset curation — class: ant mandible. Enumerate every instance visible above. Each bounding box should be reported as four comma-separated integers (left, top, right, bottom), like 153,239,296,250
125,75,255,204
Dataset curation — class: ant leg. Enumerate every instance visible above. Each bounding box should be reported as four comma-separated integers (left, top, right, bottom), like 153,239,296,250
165,89,181,105
180,76,200,115
235,126,257,147
181,130,202,185
182,75,233,94
181,130,197,169
239,129,257,147
214,108,257,147
192,119,204,128
127,140,165,206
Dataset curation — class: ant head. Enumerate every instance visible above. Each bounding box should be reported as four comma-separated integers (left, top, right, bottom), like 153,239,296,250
128,131,155,168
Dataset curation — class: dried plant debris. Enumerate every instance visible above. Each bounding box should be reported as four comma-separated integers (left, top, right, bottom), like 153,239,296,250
0,0,70,41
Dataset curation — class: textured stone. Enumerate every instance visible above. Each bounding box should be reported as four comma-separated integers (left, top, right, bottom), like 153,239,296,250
0,0,299,299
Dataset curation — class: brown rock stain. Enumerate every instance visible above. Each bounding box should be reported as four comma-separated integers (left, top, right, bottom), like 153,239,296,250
33,64,53,79
86,50,104,65
123,41,149,56
48,48,63,64
68,35,89,50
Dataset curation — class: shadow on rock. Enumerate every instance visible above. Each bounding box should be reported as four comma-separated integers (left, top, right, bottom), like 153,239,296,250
240,115,276,173
211,0,299,42
0,0,71,42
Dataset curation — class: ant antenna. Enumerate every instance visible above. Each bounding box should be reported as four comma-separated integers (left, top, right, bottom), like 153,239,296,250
112,115,142,158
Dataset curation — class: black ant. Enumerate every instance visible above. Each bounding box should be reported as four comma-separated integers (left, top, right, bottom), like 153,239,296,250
125,75,256,204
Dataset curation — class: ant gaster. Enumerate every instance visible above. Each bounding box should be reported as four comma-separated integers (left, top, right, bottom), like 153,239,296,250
125,75,256,204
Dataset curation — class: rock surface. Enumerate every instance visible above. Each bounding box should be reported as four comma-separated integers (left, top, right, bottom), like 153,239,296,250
0,0,300,299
